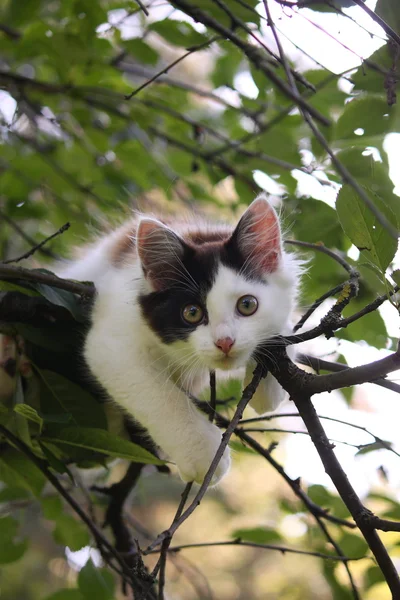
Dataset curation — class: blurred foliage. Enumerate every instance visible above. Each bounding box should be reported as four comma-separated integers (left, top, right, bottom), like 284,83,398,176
0,0,399,599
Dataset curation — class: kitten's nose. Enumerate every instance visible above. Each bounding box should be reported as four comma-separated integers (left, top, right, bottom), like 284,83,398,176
215,337,235,355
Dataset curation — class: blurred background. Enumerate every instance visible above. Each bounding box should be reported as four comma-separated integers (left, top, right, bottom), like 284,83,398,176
0,0,399,598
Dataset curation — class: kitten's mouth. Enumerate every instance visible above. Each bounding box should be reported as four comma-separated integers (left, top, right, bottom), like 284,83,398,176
213,354,243,370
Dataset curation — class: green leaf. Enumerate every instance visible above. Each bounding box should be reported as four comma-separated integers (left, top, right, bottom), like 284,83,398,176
15,323,79,352
392,269,400,286
0,282,39,296
42,427,165,465
364,565,385,590
78,559,115,600
44,590,85,600
36,369,107,430
336,185,398,273
149,20,208,47
53,513,91,551
290,198,346,250
0,516,28,564
229,441,257,455
6,0,42,26
42,495,63,520
335,96,394,140
41,496,90,550
123,39,159,65
30,270,86,322
337,532,368,558
336,148,400,224
339,297,388,348
0,448,46,497
14,404,43,432
39,441,74,479
212,45,242,88
356,440,393,455
12,375,32,446
232,527,282,544
0,486,30,503
376,0,400,35
307,485,350,519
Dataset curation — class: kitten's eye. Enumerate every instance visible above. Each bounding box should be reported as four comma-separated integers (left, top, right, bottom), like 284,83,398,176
182,304,204,324
237,295,258,316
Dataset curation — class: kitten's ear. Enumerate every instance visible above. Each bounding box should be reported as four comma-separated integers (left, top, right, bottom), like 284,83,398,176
230,194,282,274
137,218,186,290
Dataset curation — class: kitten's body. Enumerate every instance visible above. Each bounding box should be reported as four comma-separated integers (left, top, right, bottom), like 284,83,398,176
61,196,301,485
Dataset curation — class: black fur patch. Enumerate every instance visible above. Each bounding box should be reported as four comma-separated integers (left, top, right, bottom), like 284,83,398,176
139,242,221,344
138,231,262,344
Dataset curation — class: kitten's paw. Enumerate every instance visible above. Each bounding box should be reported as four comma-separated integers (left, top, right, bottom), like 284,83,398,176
175,428,231,485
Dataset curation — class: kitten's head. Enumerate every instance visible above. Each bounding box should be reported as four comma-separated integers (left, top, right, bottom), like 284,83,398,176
137,195,301,379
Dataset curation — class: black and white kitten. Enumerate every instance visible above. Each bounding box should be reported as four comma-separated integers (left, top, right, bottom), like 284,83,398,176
61,195,301,485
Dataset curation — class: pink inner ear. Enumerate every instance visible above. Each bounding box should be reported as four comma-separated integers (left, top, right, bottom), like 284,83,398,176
239,196,282,273
137,218,185,291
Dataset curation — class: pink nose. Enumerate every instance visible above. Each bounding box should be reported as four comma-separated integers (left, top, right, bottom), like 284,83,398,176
215,337,235,355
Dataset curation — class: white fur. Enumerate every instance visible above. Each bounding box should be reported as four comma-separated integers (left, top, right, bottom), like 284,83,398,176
60,199,301,485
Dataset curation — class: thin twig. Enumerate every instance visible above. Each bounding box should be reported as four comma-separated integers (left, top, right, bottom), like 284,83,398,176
0,424,154,598
241,411,400,458
150,539,365,561
0,206,58,260
125,36,220,100
144,366,264,554
283,286,398,346
134,0,150,15
147,125,256,189
169,0,330,126
240,427,360,450
3,222,70,264
145,482,193,600
284,240,357,276
263,0,398,240
293,283,346,332
351,0,400,48
217,414,355,529
209,371,216,423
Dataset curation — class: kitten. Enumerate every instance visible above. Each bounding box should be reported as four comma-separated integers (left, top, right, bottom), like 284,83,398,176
61,194,301,485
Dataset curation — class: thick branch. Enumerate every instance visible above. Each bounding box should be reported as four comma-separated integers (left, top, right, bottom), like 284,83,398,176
306,351,400,395
298,354,400,394
293,396,400,596
169,0,330,126
0,264,94,296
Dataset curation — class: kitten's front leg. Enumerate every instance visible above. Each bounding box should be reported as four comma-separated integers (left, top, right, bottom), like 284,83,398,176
87,355,230,484
168,406,231,485
130,393,231,485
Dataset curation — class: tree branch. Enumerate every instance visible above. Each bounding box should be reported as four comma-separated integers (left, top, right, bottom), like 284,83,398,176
351,0,400,48
298,354,400,395
0,264,94,296
292,395,400,595
0,423,155,598
125,36,221,100
169,0,330,126
144,365,265,554
262,0,398,239
152,539,365,561
3,222,70,264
